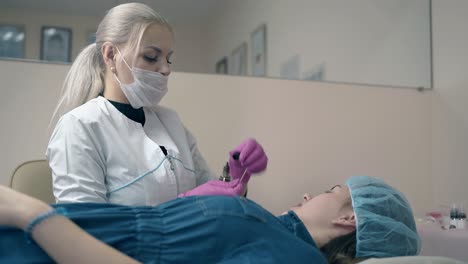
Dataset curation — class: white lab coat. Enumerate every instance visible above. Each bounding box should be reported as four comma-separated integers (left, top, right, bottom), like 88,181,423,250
46,96,216,206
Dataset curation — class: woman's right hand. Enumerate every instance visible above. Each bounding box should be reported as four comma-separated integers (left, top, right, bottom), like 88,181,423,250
228,138,268,180
0,185,52,230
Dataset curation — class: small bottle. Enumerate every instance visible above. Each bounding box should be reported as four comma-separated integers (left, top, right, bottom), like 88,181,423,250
449,204,458,229
219,162,231,182
457,204,466,229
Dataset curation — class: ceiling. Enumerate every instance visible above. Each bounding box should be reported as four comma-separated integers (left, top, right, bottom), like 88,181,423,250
0,0,225,24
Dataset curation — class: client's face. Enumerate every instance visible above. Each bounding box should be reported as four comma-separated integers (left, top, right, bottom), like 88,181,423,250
291,185,355,230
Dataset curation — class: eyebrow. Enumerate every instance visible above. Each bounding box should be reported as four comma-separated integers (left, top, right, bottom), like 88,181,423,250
330,185,342,191
144,45,174,55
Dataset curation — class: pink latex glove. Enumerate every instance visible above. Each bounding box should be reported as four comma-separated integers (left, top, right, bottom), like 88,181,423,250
228,138,268,183
178,178,247,197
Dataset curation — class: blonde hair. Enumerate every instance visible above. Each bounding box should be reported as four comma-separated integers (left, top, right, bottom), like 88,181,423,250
49,3,172,131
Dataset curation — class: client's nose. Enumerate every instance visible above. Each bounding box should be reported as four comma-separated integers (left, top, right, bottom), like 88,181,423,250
303,193,313,202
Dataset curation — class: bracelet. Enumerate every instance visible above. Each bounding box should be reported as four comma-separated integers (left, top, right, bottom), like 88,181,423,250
24,207,67,243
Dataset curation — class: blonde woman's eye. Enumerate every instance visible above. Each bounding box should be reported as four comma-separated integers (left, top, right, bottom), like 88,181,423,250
144,55,157,63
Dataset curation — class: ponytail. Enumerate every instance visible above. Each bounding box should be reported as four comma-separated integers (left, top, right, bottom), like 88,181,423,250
49,43,104,132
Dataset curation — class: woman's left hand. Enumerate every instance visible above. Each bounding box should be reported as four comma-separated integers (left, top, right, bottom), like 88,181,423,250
0,185,51,230
178,178,247,197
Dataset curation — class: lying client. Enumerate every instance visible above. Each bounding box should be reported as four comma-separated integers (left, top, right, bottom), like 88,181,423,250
0,176,420,264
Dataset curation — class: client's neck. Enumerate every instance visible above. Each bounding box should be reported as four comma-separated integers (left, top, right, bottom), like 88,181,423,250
293,212,337,248
304,225,333,248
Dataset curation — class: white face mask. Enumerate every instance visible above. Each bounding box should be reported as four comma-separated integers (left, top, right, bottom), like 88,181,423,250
113,47,168,108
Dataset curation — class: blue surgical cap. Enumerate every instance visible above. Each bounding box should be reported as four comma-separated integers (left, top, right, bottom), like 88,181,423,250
346,176,421,258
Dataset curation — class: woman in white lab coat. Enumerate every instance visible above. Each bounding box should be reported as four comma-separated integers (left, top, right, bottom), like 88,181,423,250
46,3,268,206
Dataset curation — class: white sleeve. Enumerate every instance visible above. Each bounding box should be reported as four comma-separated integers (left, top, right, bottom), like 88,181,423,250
46,114,107,203
184,126,217,185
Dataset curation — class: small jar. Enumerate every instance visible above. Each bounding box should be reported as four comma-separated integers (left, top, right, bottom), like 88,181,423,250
450,204,459,228
219,162,231,182
457,205,466,229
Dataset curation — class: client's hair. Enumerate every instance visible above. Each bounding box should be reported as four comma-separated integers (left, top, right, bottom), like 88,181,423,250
320,231,367,264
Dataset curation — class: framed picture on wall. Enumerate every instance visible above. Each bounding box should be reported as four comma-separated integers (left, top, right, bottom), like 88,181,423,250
303,62,326,81
216,56,228,74
251,24,267,76
280,55,300,80
40,26,72,62
230,42,247,76
0,24,25,59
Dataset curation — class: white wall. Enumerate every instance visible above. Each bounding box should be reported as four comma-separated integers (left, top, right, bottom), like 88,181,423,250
431,0,468,211
165,74,433,216
207,0,431,88
0,59,432,216
171,23,211,74
0,61,67,185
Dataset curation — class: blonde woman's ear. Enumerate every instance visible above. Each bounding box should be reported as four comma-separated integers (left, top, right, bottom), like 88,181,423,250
101,42,116,67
